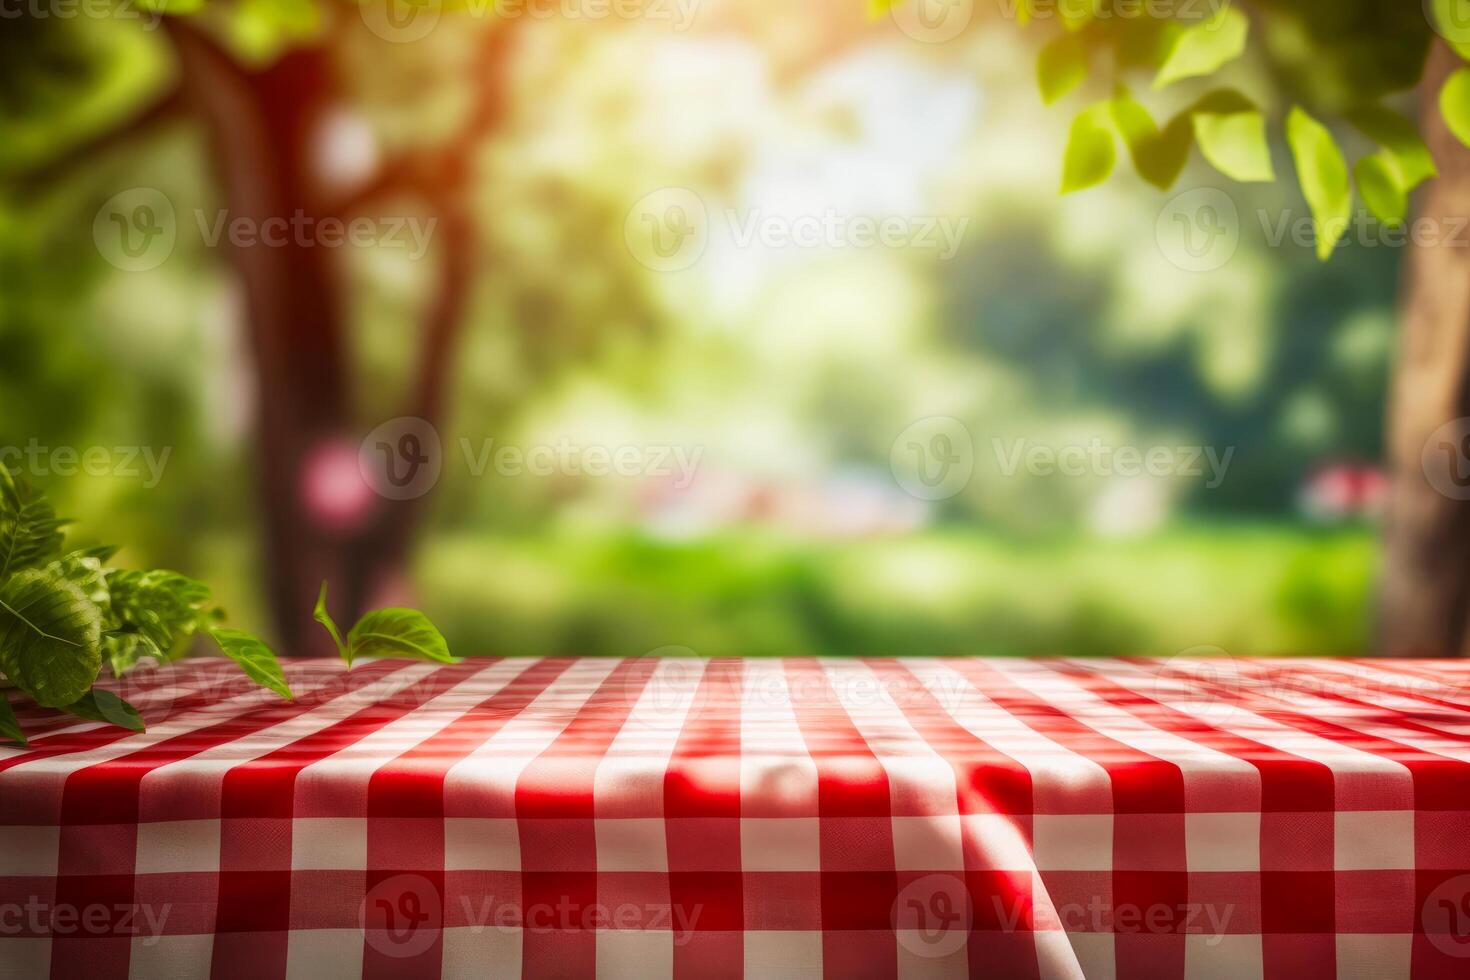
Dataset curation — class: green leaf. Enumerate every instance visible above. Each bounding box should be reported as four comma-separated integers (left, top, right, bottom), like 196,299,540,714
1038,33,1088,105
1441,67,1470,151
1059,0,1091,32
0,567,104,708
210,628,294,701
1111,89,1193,191
349,608,455,664
0,697,24,747
1060,103,1115,194
1153,6,1249,91
108,570,212,656
1193,106,1274,182
49,552,110,610
1286,106,1353,261
104,632,163,678
313,581,349,663
1355,153,1408,226
1347,104,1437,190
0,467,67,581
65,689,145,732
1430,0,1470,62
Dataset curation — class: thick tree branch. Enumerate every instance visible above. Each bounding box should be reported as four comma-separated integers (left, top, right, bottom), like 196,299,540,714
5,85,186,189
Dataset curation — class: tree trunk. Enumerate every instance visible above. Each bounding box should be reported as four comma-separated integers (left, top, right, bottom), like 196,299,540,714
170,29,366,656
1380,41,1470,656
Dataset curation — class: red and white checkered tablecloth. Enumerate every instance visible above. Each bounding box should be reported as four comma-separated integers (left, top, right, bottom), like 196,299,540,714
5,656,1470,979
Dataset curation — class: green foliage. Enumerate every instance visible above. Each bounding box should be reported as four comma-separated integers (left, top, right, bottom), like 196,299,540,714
1192,90,1274,182
993,0,1453,260
1354,154,1407,226
1061,103,1116,193
314,582,455,667
0,697,22,745
0,466,291,745
1347,105,1437,188
1430,0,1470,62
1441,67,1470,149
0,566,103,709
1286,106,1352,260
1038,33,1088,105
1153,6,1249,90
65,689,145,731
1111,87,1193,190
210,629,294,701
0,465,67,580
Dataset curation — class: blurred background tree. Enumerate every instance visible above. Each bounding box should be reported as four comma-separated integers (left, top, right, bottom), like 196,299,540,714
0,0,1435,657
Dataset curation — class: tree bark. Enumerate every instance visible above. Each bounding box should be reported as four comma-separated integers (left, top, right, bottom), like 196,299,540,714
1380,41,1470,656
170,26,357,656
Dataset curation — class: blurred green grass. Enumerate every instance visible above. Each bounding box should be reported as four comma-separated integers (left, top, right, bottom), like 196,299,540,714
414,522,1376,659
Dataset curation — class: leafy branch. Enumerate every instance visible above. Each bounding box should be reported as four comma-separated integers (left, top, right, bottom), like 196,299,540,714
879,0,1458,260
0,467,454,746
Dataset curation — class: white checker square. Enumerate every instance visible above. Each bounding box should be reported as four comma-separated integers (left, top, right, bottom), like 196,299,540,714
1061,932,1115,980
129,933,214,978
744,931,822,979
1335,933,1411,980
892,815,964,870
961,814,1034,870
285,929,364,980
443,925,522,978
0,826,58,876
292,817,366,871
596,818,668,872
1183,934,1262,980
136,820,220,875
596,930,673,979
1186,812,1260,872
741,818,820,872
1335,811,1413,870
0,938,50,980
1031,814,1112,871
445,818,520,871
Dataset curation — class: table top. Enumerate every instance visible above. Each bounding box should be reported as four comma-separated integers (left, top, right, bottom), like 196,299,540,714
5,655,1470,979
